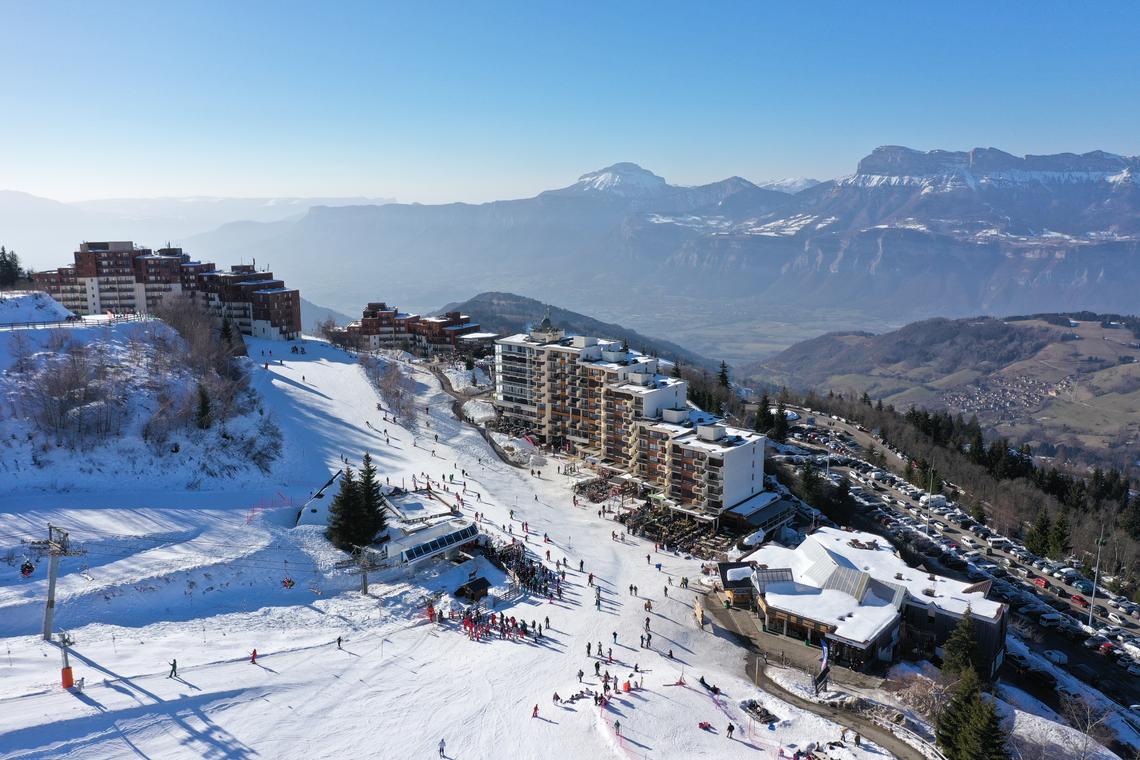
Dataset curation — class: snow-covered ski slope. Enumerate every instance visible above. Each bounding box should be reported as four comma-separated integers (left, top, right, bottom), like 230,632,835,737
0,338,884,759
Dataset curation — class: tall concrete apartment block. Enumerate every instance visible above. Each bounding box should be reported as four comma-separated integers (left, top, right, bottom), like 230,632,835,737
493,317,766,515
33,242,301,340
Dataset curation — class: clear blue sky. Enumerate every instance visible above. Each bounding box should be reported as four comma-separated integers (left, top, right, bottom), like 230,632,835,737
3,1,1139,202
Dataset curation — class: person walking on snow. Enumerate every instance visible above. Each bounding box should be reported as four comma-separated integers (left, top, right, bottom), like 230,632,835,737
438,738,446,757
532,704,539,718
577,669,584,682
727,724,735,739
587,642,592,657
336,636,342,649
614,720,621,735
612,631,618,644
250,649,258,664
168,659,177,678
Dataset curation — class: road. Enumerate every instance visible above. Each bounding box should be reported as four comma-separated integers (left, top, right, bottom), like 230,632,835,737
706,594,931,760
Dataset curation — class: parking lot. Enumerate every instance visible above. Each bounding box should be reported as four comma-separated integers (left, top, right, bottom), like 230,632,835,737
774,404,1140,711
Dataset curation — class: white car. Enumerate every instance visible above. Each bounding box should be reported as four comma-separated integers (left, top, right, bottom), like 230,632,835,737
1043,649,1069,665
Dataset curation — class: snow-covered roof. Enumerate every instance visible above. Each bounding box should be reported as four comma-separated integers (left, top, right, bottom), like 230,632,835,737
726,566,752,583
727,491,781,518
749,527,1004,640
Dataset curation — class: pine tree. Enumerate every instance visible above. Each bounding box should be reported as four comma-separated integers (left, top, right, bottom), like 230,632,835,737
771,400,789,442
196,383,211,429
0,247,21,287
1049,511,1072,559
936,666,981,757
957,693,1010,760
754,392,773,433
800,459,820,502
327,467,360,550
671,361,682,379
357,453,386,542
969,501,985,525
942,607,978,679
717,361,730,388
1025,510,1052,557
220,317,234,346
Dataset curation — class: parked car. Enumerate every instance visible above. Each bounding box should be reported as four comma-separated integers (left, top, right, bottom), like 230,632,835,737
1006,651,1030,669
1043,649,1068,665
1071,594,1090,609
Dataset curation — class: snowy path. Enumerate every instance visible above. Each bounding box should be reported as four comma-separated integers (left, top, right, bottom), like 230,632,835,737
0,338,887,759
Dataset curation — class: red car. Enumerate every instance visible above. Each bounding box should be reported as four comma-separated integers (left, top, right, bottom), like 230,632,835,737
1071,594,1090,608
1099,641,1117,655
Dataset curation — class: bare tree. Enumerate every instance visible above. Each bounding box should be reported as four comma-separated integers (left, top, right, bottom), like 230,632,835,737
1061,697,1114,760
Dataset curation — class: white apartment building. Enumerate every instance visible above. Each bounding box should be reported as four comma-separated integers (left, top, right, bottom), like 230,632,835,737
493,317,765,515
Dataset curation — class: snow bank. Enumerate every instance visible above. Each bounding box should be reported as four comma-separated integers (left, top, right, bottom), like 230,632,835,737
0,291,73,324
442,364,489,393
462,399,496,424
490,431,546,467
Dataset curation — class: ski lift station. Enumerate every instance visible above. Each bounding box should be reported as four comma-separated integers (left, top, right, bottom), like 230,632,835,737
376,518,480,567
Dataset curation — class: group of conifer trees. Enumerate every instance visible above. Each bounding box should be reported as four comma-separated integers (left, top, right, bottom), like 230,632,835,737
326,453,387,551
935,610,1010,759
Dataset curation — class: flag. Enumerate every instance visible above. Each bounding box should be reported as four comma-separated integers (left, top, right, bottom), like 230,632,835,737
820,640,829,672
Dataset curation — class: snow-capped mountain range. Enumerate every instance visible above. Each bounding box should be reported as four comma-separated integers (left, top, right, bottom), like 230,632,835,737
6,146,1138,360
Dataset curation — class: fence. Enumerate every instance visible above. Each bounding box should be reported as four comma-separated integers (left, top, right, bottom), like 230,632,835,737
0,313,154,332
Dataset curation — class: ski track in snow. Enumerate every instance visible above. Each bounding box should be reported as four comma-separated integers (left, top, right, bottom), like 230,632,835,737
0,337,885,760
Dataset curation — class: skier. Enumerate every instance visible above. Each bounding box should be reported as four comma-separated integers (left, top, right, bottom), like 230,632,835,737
607,647,613,663
577,669,584,683
167,659,177,678
645,617,650,631
595,661,601,676
614,720,621,736
664,586,669,598
587,642,592,657
639,635,644,647
532,704,539,718
646,554,651,564
337,636,342,649
439,738,446,757
579,559,584,572
727,724,735,739
612,631,618,644
250,649,258,664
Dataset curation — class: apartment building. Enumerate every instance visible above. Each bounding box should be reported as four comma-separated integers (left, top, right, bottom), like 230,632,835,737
33,242,300,340
339,302,422,350
493,317,766,515
414,311,482,349
195,265,301,341
332,304,486,352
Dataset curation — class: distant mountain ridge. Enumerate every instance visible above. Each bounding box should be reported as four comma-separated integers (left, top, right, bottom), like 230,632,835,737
435,292,715,369
7,145,1139,363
